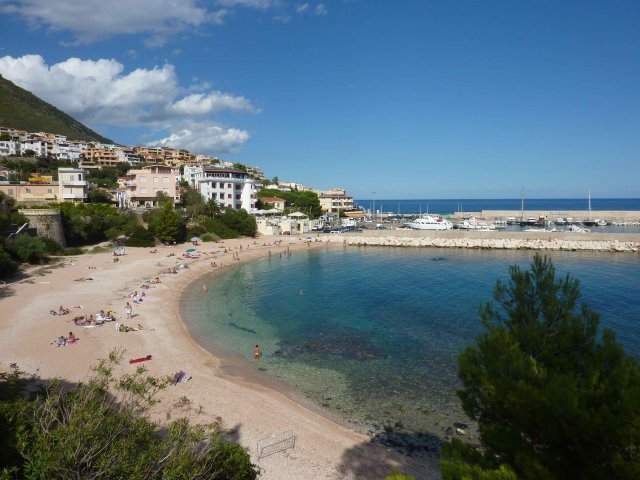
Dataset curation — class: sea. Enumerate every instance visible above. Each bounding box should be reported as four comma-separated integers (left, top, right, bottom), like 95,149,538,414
180,246,640,445
354,198,640,214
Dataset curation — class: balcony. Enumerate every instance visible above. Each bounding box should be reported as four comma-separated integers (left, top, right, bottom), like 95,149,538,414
62,193,87,199
60,180,87,186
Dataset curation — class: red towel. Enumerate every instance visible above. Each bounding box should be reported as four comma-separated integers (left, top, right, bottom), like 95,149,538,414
129,355,152,364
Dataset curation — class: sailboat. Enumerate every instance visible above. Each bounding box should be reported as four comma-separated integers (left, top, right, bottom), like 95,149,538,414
583,189,596,226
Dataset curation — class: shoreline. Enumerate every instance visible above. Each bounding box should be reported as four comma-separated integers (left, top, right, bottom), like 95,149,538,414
1,237,433,480
5,231,634,478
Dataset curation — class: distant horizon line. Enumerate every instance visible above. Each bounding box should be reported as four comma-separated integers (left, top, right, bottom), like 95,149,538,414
353,197,640,201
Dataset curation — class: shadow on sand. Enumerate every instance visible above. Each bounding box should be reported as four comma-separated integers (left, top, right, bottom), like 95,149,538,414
338,430,442,480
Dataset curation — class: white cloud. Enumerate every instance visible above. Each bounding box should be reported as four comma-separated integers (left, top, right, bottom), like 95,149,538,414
314,3,327,16
1,0,226,45
149,125,250,153
0,54,257,154
168,92,257,116
296,3,309,14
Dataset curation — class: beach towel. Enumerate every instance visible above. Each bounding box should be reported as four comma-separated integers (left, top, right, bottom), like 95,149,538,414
129,355,152,364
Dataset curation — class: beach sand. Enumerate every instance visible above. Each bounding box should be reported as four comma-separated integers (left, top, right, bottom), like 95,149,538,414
0,236,438,480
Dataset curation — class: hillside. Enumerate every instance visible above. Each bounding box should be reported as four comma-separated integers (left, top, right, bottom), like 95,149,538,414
0,74,112,143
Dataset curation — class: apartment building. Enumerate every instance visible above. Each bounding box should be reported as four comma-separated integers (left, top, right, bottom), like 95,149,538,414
134,147,165,163
183,165,257,212
0,140,18,156
0,167,87,205
318,188,355,213
83,147,121,167
124,164,179,207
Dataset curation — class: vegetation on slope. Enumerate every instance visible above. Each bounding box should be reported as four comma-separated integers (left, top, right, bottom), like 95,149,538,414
0,74,112,143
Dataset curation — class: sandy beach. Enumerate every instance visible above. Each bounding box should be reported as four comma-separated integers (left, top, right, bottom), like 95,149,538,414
0,236,435,480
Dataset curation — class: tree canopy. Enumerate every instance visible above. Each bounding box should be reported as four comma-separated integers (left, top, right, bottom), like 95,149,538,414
258,188,322,218
441,254,640,480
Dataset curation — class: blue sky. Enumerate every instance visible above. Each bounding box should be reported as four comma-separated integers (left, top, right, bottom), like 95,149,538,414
0,0,638,198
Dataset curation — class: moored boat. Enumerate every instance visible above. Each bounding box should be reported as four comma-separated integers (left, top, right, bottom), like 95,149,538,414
405,215,453,230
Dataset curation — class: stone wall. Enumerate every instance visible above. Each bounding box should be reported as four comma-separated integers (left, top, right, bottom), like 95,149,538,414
18,209,66,248
322,230,640,253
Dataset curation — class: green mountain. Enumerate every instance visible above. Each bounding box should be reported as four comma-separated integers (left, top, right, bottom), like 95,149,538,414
0,73,112,144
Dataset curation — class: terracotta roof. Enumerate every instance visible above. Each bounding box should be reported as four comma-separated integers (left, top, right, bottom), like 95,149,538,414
261,197,286,202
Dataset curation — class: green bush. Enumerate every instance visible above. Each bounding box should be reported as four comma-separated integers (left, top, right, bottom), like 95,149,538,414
125,225,156,248
200,233,220,242
199,218,238,239
1,351,259,479
7,234,46,264
0,244,18,277
187,224,207,238
218,208,257,237
40,237,63,255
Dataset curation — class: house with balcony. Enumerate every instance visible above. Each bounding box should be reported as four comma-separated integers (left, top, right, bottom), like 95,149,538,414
0,167,87,204
319,188,355,213
83,147,121,167
58,168,88,203
124,164,179,208
0,140,19,156
184,166,257,212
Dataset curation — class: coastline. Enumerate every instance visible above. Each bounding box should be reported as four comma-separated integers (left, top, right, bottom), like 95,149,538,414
4,230,635,479
0,237,432,480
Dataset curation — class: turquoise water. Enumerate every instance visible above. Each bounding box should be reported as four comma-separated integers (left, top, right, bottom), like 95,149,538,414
180,247,640,442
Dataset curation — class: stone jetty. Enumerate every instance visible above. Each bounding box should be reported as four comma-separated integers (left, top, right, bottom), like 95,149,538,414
323,230,640,253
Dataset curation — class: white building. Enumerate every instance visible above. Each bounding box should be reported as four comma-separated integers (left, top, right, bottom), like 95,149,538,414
21,138,48,156
0,140,19,156
183,165,257,212
57,168,88,203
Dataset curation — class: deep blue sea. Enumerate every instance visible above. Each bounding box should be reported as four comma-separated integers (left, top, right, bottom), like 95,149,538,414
355,198,640,214
181,247,640,441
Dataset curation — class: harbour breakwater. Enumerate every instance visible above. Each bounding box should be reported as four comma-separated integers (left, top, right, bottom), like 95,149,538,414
322,230,640,252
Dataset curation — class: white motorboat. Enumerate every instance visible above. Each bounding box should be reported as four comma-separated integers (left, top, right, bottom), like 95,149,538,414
569,225,590,233
405,215,453,230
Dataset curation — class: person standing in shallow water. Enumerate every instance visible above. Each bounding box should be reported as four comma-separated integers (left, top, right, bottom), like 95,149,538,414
254,344,261,359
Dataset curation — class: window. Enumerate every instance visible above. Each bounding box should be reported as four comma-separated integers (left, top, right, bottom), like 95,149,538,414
47,189,52,193
236,194,241,200
8,188,13,195
25,188,31,193
235,184,241,190
227,183,232,188
227,194,232,199
140,176,147,183
153,177,159,183
140,188,147,194
162,176,169,183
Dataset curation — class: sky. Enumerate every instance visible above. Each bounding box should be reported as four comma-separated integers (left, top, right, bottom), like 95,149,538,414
0,0,639,199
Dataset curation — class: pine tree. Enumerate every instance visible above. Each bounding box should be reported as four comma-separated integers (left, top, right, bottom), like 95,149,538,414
442,254,640,480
